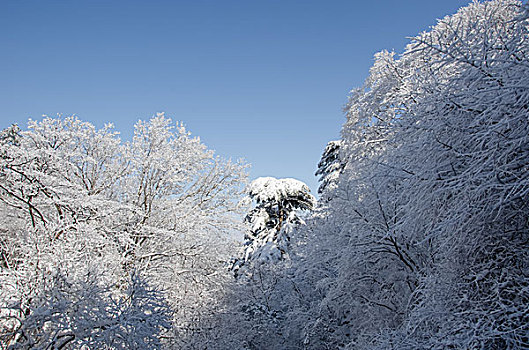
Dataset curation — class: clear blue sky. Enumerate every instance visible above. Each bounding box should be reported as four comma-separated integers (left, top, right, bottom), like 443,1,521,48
0,0,470,194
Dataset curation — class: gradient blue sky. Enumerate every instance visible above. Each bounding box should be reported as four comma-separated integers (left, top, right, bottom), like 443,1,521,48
0,0,471,193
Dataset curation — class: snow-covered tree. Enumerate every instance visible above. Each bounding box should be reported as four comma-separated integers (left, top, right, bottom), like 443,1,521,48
233,177,315,269
315,140,344,198
0,114,248,348
203,178,315,349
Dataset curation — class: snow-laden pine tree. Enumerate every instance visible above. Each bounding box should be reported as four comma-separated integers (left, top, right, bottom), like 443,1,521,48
232,177,315,272
315,140,344,199
196,177,316,349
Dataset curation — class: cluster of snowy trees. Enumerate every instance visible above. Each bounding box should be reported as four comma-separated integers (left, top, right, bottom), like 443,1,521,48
2,0,528,348
197,0,529,349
